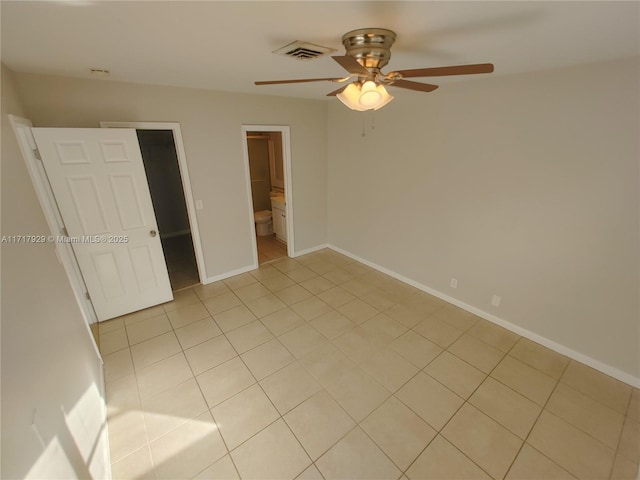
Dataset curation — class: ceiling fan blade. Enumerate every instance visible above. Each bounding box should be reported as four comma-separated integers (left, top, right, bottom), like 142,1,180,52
392,63,494,78
332,56,371,76
389,79,439,92
255,77,343,85
326,85,349,96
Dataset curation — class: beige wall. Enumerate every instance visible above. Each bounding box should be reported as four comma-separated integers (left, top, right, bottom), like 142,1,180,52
13,72,328,278
328,57,640,380
247,136,272,212
8,58,639,383
1,65,109,478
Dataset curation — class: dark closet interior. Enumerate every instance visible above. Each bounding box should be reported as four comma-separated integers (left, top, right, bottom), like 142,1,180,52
137,129,199,290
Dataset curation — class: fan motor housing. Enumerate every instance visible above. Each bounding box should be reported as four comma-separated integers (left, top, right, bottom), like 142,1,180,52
342,28,396,71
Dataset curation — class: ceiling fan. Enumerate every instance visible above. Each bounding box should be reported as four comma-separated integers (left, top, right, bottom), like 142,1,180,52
255,28,494,111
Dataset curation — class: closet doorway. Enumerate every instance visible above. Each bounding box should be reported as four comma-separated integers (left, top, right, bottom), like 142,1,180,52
102,122,207,290
137,130,198,289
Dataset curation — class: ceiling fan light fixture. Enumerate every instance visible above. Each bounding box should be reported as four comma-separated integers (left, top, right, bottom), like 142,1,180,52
358,80,382,108
336,83,367,111
256,28,494,112
336,81,394,111
372,83,394,111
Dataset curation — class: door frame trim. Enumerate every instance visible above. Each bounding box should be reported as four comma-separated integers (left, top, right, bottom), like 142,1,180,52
100,121,207,284
241,125,294,262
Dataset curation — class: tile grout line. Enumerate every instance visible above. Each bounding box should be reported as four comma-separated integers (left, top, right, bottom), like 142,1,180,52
175,280,308,478
204,271,331,478
255,258,409,479
224,255,364,479
104,253,322,477
545,364,631,471
399,326,541,479
131,293,241,477
301,294,481,478
157,294,218,478
265,257,363,480
501,348,574,480
399,343,505,479
392,313,493,478
176,296,244,480
104,285,493,478
607,394,640,480
103,249,634,480
107,337,154,473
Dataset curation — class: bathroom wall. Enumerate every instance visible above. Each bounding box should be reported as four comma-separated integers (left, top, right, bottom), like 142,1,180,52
268,132,285,191
247,136,272,212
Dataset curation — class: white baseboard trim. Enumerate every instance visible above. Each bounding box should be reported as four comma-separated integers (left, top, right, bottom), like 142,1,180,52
328,244,640,388
203,263,258,284
292,243,330,258
201,242,330,285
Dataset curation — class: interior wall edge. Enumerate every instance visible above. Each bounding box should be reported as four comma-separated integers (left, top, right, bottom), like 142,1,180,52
202,263,258,285
201,242,331,284
291,243,330,258
328,244,640,389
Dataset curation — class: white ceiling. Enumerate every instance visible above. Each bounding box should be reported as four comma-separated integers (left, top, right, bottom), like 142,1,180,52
2,1,639,100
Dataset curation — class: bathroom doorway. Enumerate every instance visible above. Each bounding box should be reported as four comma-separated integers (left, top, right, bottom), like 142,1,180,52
242,125,294,265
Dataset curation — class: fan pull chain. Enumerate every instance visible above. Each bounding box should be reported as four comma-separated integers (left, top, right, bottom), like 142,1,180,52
360,111,378,138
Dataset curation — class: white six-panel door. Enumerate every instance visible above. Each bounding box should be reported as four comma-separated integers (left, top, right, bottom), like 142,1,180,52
32,128,173,321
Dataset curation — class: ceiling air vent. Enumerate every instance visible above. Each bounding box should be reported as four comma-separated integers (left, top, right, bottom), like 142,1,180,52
274,41,336,60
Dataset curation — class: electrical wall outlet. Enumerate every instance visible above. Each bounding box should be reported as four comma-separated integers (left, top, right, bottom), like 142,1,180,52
491,294,501,307
450,278,458,289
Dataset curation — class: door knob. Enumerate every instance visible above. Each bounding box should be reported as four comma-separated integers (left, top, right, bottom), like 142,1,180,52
150,230,157,237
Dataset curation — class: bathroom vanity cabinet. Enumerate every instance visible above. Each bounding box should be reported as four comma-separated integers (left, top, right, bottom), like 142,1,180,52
271,196,287,244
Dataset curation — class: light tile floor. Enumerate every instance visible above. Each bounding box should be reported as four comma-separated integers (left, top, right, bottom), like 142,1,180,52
98,249,640,480
257,234,287,264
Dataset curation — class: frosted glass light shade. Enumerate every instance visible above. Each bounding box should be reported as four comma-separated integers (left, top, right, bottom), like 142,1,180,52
336,83,367,111
336,81,394,111
372,84,394,110
359,81,382,108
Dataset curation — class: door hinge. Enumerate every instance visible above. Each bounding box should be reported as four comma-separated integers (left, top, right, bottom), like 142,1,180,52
85,292,91,301
33,148,42,160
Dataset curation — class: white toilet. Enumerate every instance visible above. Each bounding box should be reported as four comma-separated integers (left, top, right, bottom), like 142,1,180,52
254,210,273,236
